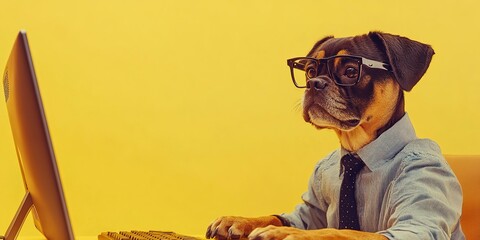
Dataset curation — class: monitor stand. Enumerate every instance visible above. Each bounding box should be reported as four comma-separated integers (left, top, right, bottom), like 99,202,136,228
1,191,33,240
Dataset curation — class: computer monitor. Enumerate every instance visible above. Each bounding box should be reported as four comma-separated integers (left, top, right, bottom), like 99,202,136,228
1,31,74,240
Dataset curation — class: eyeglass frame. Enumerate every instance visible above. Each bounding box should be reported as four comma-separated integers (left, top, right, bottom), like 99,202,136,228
286,55,392,88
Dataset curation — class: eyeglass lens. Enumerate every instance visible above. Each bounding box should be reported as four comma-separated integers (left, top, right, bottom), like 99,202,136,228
291,56,361,87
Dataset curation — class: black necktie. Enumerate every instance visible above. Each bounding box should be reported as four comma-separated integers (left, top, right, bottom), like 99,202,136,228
339,154,365,230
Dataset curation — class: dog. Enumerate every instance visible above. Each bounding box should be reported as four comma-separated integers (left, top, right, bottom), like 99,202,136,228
205,32,464,240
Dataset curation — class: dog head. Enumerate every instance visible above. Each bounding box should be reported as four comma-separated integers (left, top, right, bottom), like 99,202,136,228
290,32,434,151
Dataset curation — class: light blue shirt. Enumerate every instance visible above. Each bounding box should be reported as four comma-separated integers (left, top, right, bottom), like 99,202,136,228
282,114,464,239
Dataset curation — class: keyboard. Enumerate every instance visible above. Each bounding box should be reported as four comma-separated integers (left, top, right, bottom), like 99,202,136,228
98,230,204,240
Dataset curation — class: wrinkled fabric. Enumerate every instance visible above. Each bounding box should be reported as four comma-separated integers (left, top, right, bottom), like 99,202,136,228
281,114,464,240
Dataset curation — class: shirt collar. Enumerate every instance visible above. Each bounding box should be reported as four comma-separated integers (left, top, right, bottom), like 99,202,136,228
340,113,417,172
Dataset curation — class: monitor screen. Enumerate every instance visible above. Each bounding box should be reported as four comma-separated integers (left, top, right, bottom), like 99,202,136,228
2,31,74,240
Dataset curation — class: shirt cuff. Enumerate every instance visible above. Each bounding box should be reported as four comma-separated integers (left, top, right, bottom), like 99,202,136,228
272,215,291,227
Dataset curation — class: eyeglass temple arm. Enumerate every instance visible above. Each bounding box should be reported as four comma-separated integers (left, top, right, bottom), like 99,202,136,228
362,57,391,71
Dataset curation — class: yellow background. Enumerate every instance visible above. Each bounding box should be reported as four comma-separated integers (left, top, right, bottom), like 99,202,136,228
1,0,479,238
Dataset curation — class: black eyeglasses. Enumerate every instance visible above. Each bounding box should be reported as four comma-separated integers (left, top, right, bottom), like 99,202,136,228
286,55,391,88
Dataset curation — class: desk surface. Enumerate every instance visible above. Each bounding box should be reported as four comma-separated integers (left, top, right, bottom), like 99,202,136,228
18,237,96,240
18,235,205,240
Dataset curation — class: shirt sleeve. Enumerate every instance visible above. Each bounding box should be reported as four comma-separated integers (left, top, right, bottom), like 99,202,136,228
280,156,331,230
377,152,463,240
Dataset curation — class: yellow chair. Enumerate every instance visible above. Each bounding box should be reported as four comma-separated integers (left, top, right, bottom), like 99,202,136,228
445,155,480,239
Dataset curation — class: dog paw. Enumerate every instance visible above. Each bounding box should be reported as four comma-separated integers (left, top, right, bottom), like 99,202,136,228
248,226,308,240
249,227,388,240
206,216,282,240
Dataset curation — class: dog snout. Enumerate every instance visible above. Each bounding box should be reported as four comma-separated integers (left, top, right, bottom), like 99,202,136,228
306,78,328,90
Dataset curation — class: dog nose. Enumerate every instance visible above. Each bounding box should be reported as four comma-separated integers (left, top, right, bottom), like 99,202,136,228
306,78,328,90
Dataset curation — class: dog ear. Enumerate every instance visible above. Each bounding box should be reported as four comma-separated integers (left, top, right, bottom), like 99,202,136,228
368,32,435,91
306,36,334,57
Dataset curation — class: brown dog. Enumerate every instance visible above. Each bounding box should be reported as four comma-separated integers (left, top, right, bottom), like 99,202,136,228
206,32,464,240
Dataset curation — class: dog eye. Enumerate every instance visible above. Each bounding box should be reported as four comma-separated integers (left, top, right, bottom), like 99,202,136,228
306,67,317,79
344,67,358,78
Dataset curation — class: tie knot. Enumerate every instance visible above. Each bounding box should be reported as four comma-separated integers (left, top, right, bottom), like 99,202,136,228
341,154,365,175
